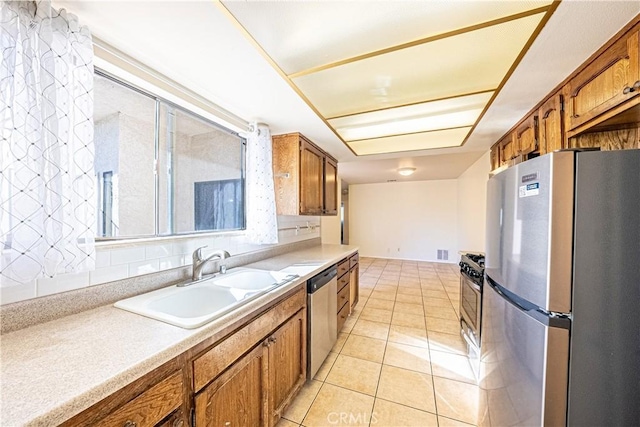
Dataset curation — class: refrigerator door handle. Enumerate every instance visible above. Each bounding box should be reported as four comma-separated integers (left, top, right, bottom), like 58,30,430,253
486,275,537,312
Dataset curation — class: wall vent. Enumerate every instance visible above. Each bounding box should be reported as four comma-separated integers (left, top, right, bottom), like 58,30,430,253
437,249,449,261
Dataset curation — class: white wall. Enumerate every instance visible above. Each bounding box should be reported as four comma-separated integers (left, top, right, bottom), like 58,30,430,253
349,180,458,262
457,152,490,253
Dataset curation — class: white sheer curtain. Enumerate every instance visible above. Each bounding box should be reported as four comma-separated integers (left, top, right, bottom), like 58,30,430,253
0,1,96,285
245,122,278,244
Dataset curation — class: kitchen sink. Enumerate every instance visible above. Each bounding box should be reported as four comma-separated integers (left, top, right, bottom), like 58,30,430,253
114,268,298,329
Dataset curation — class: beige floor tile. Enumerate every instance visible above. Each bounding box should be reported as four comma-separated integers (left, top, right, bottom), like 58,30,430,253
332,332,349,353
383,342,431,374
377,278,399,286
283,380,323,423
340,334,386,363
372,399,438,426
396,286,422,295
359,288,372,299
423,289,450,300
430,350,476,384
395,292,422,304
427,331,467,356
325,355,382,396
369,290,396,301
391,312,426,328
276,418,299,427
314,351,338,381
394,301,425,315
423,297,455,309
374,283,398,292
302,383,374,427
426,317,461,335
424,305,459,321
364,298,394,311
438,416,475,426
433,376,479,425
388,324,429,349
376,365,437,413
341,314,357,333
360,307,393,324
351,318,390,341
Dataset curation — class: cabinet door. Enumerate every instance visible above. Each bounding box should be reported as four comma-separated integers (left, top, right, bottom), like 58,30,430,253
195,344,269,427
538,94,565,154
566,30,640,132
514,114,538,156
323,157,338,215
349,264,359,311
299,139,324,215
490,143,501,171
499,134,517,163
268,310,306,425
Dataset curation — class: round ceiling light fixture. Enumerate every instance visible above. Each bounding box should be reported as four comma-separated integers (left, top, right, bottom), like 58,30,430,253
397,167,416,176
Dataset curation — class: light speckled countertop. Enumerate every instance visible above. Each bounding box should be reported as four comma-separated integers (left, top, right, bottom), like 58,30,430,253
0,244,358,427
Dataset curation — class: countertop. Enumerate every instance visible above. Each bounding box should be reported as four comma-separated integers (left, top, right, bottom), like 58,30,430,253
0,244,358,427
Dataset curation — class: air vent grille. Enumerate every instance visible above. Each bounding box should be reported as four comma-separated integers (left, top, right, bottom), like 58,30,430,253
437,249,449,261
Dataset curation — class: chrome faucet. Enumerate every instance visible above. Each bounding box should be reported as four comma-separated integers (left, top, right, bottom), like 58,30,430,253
191,246,230,281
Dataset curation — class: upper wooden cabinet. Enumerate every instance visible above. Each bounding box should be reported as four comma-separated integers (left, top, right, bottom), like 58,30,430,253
490,143,501,171
272,132,338,216
499,133,518,164
538,93,565,154
514,113,538,156
565,29,640,134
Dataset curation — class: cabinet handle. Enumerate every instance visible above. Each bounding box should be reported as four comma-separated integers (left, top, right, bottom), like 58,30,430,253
263,339,270,347
173,419,185,427
633,80,640,90
123,421,137,427
269,336,277,344
623,86,633,94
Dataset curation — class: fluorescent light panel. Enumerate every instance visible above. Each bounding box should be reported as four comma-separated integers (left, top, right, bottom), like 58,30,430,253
329,91,493,141
293,13,545,118
348,127,472,155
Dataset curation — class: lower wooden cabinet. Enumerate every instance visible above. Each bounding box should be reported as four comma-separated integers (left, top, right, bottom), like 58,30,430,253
268,310,306,424
67,287,307,427
195,344,269,427
336,252,360,333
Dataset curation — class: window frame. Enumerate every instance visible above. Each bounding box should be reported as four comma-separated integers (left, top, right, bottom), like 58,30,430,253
94,68,247,242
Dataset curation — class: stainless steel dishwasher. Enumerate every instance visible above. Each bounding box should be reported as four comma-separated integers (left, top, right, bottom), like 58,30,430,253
307,265,338,378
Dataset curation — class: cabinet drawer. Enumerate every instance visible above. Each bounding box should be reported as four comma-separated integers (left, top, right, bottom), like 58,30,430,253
95,372,183,427
193,287,305,391
337,303,350,332
337,259,349,277
337,284,350,312
338,272,350,291
349,253,359,268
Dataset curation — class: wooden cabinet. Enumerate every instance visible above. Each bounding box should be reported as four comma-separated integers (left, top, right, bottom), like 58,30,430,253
272,132,338,216
498,133,517,165
490,143,501,171
194,288,306,427
323,156,338,215
349,253,359,311
195,344,269,427
69,287,306,427
513,113,538,156
336,252,360,332
538,93,565,154
267,310,306,424
565,29,640,134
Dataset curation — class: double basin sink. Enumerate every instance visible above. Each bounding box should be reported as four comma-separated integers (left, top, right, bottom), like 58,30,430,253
115,268,302,329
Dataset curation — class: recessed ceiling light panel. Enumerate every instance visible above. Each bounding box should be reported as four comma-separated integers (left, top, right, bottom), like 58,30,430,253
349,126,471,156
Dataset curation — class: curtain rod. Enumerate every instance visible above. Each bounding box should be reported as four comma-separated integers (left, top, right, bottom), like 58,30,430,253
92,37,250,133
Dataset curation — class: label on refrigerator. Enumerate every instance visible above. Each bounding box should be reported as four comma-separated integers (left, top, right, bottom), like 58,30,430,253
519,183,540,198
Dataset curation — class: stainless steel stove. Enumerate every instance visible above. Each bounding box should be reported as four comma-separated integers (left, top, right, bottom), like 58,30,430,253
459,252,485,378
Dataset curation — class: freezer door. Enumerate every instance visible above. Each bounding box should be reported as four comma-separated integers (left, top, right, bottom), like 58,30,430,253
485,152,574,312
478,283,569,427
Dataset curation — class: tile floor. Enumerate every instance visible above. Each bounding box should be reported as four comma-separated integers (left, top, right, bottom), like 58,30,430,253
277,257,479,427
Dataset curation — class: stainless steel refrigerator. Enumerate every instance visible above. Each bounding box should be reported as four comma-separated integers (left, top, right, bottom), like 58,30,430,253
479,149,640,426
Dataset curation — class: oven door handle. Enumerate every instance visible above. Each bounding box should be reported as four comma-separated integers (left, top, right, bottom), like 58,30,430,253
463,277,482,293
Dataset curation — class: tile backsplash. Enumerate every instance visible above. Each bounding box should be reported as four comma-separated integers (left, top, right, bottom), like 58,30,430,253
0,216,320,305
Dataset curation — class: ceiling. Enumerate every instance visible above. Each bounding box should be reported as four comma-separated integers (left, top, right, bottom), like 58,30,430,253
53,0,640,185
222,0,552,156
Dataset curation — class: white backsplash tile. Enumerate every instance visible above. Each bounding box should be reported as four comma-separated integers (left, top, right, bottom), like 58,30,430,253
0,281,37,304
36,272,91,297
90,265,129,285
110,247,145,265
95,250,111,268
144,243,172,259
129,259,160,276
158,255,184,270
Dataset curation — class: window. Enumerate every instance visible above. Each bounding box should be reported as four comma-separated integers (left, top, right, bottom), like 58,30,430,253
93,71,246,239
